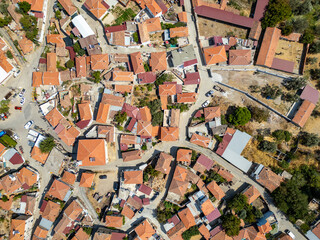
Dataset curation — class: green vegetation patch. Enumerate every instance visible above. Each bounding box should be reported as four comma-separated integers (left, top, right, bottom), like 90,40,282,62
0,135,17,148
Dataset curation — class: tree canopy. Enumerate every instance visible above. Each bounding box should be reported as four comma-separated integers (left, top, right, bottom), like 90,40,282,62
228,107,251,126
249,106,270,123
272,130,292,142
299,132,320,147
261,0,292,29
259,140,277,152
114,111,127,125
39,137,56,153
221,214,241,236
18,1,31,14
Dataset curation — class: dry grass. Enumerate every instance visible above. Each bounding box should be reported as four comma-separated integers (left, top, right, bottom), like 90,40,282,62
132,84,158,106
198,17,248,38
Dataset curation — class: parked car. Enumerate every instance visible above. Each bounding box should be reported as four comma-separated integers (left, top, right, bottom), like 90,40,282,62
13,133,19,140
19,146,24,154
4,91,13,100
14,70,21,78
99,175,107,179
284,230,295,239
19,89,25,97
20,97,25,106
24,120,34,129
14,106,22,110
113,182,119,192
205,90,214,97
0,130,6,137
138,207,144,214
202,100,209,108
151,192,159,201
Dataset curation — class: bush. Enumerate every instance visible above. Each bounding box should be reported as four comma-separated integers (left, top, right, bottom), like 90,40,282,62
301,29,315,44
261,0,292,29
18,1,31,14
261,84,282,99
281,93,299,102
65,60,74,69
291,17,309,33
114,111,127,125
228,107,251,126
155,73,173,86
310,69,320,80
272,130,292,142
39,136,56,153
182,226,200,240
91,71,101,83
132,32,139,43
169,37,178,45
221,214,241,236
1,195,8,202
6,50,13,59
309,41,320,54
141,144,147,150
259,140,277,152
55,10,62,20
249,106,269,123
144,62,150,72
306,57,317,65
283,77,306,90
280,24,293,36
299,132,320,147
0,100,9,114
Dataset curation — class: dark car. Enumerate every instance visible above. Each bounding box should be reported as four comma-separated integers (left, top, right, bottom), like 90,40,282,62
138,207,144,214
99,175,107,179
114,182,119,191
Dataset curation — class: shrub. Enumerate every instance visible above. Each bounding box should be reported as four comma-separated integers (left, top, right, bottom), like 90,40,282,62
221,214,241,236
114,111,127,125
6,50,13,59
283,77,306,90
249,106,269,123
301,29,315,44
259,140,277,152
299,132,320,147
132,32,139,42
91,71,101,83
65,60,74,69
55,10,62,20
228,107,251,126
261,84,282,99
182,226,200,240
18,1,31,14
39,136,56,153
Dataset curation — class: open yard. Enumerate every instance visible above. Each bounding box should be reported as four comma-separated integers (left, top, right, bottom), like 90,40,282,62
106,2,140,26
198,17,248,38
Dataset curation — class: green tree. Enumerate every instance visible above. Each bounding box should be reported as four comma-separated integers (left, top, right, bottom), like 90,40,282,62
39,136,56,153
309,41,320,54
55,10,62,20
301,29,315,44
306,57,318,65
261,84,282,99
73,42,85,56
280,24,293,36
169,37,178,45
114,111,127,125
310,69,320,80
91,71,101,83
0,100,9,114
6,50,13,59
182,226,200,240
283,77,306,90
0,16,11,27
20,15,37,30
18,1,31,14
221,214,241,236
299,132,320,147
261,0,292,29
132,32,139,42
65,60,74,69
249,106,269,123
155,73,173,86
291,17,309,33
228,194,249,212
281,93,299,102
228,107,251,126
259,140,277,152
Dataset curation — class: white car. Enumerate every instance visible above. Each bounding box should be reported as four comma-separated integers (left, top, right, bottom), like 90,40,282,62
24,120,34,129
13,133,20,140
14,70,21,78
19,89,25,97
202,100,209,108
20,97,25,105
284,230,295,239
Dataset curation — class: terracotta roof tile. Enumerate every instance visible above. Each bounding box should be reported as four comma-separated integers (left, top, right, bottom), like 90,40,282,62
243,185,260,204
45,107,64,128
136,0,162,16
122,150,142,162
58,126,80,146
10,218,26,240
114,84,133,94
61,171,76,185
201,198,215,216
204,107,221,122
256,27,281,67
105,215,123,228
178,12,188,22
47,179,71,201
101,93,125,107
42,72,60,85
47,34,65,47
160,127,179,141
229,49,251,65
113,71,134,81
206,180,225,201
190,133,211,148
170,26,189,38
77,139,106,166
176,149,192,163
122,204,135,219
177,92,197,103
137,121,153,137
139,106,152,121
90,54,109,70
47,52,57,72
18,37,33,54
33,226,48,239
30,146,49,164
150,51,167,72
123,170,143,184
84,0,109,20
199,224,210,240
159,83,176,96
135,219,155,240
96,103,110,123
78,102,92,121
167,221,185,240
178,208,196,229
79,172,95,187
58,0,77,15
76,56,87,78
64,200,83,220
24,0,44,12
292,100,315,127
203,45,227,65
155,152,173,174
130,52,145,74
138,22,150,44
145,17,162,32
256,167,283,193
41,200,60,222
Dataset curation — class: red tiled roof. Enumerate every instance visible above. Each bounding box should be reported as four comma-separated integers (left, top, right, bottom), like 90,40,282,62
150,51,167,72
190,133,211,148
177,92,197,103
256,167,283,192
76,56,87,78
138,72,156,84
203,45,227,65
229,49,251,65
300,85,319,105
84,0,109,20
77,139,106,166
206,180,225,201
105,23,127,33
138,184,152,195
160,127,179,141
184,72,200,85
292,100,315,127
271,58,295,73
194,6,255,28
130,52,145,74
159,83,177,96
253,0,269,20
